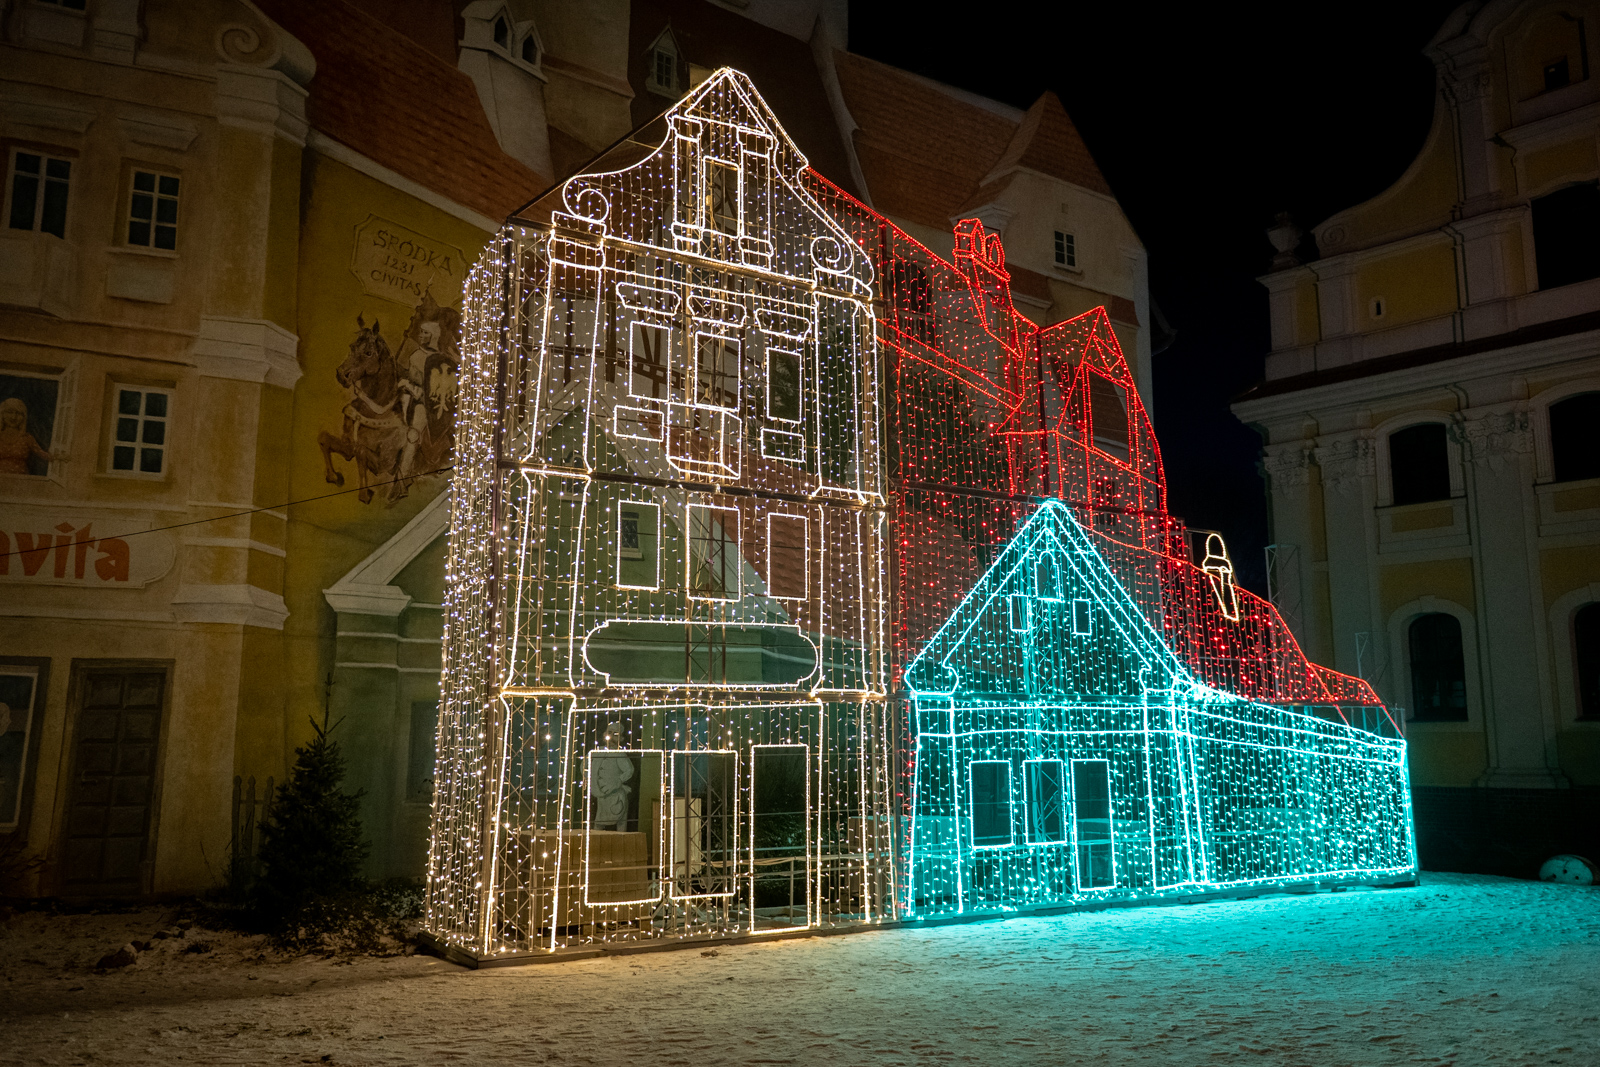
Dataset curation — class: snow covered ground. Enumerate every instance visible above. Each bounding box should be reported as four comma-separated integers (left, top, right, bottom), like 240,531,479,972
2,873,1597,1065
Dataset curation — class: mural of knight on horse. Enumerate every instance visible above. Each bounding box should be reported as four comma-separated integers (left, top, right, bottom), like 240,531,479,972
319,289,461,505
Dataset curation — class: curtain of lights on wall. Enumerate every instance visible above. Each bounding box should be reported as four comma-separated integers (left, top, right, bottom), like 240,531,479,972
428,69,1414,960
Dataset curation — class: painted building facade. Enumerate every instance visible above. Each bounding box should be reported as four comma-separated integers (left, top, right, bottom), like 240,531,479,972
2,0,1159,902
1234,0,1600,874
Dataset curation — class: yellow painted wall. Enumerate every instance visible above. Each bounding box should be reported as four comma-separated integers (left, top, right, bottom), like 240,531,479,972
263,153,490,766
1541,545,1600,608
1380,556,1475,620
1357,242,1458,328
1323,107,1459,248
1407,730,1488,787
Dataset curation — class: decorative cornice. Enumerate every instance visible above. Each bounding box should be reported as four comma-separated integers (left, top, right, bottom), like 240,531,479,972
1313,435,1375,495
1452,410,1532,470
171,583,289,629
1261,445,1315,489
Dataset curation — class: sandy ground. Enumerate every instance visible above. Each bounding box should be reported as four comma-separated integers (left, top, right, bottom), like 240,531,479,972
1,872,1597,1066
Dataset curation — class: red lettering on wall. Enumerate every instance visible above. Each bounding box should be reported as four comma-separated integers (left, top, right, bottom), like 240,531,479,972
94,537,130,582
16,533,54,576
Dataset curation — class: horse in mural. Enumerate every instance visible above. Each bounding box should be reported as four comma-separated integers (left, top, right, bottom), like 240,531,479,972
318,314,411,505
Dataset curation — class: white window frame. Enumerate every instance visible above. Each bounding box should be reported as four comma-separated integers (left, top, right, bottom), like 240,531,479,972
107,384,172,478
125,168,181,251
1053,230,1077,269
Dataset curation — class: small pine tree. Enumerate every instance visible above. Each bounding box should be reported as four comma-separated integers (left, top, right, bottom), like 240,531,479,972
254,717,369,930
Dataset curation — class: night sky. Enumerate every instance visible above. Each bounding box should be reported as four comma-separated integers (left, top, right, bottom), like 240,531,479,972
850,2,1463,592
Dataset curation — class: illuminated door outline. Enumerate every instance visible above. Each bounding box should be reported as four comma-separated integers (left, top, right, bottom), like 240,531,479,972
669,750,739,900
582,748,665,907
1071,758,1115,889
749,743,811,930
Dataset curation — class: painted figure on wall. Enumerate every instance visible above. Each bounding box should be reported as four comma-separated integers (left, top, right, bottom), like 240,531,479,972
317,291,460,505
0,383,57,477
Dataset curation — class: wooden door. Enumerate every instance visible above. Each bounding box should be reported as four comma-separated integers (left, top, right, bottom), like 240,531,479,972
60,668,165,895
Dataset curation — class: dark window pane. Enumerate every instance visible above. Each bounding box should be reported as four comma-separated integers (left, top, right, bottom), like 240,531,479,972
139,448,163,473
493,16,507,46
144,393,167,417
1389,423,1451,504
118,390,141,415
1409,613,1468,721
15,153,40,174
129,193,152,220
768,349,801,421
141,420,164,445
115,418,138,442
45,158,70,180
521,37,537,64
1089,373,1128,459
969,761,1011,847
1532,183,1600,289
1577,603,1600,721
41,177,68,237
154,226,175,250
9,173,37,230
133,172,155,193
155,198,176,225
1545,56,1571,93
128,221,150,246
112,446,135,470
1550,392,1600,482
157,175,179,197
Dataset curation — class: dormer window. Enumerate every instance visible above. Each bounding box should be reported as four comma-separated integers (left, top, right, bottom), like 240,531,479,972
493,16,509,50
647,31,680,98
521,34,539,65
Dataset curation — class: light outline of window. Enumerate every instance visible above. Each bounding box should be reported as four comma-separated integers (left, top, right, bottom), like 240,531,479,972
765,345,803,424
692,331,739,411
616,499,660,590
6,149,71,239
686,502,739,601
126,169,180,251
668,749,738,900
1034,554,1062,601
1053,230,1076,269
1071,598,1093,636
1087,372,1131,464
108,385,171,477
760,427,805,464
629,322,671,402
1007,592,1032,632
967,759,1013,849
1022,758,1068,846
704,159,740,236
1070,758,1115,890
583,748,666,907
765,512,808,600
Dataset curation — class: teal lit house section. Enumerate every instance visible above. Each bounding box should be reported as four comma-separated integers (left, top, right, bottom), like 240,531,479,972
904,501,1416,916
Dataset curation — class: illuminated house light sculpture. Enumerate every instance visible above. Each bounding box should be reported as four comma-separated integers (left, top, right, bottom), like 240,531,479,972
427,68,1415,961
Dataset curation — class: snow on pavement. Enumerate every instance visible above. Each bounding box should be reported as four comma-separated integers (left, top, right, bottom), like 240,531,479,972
2,872,1597,1065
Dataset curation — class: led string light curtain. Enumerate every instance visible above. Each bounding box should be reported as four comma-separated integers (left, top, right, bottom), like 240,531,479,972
430,71,895,958
429,69,1414,959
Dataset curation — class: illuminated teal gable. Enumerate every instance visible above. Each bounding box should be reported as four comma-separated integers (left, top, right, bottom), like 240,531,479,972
904,500,1416,916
